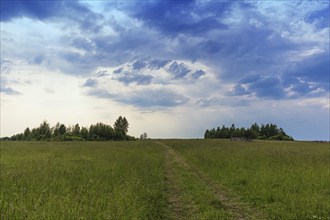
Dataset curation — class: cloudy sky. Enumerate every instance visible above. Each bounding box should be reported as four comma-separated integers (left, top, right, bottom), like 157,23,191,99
1,0,329,140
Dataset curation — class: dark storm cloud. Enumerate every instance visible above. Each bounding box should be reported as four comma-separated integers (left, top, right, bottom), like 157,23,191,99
2,0,329,103
1,0,64,21
1,0,103,32
248,77,286,99
284,51,330,92
124,0,229,36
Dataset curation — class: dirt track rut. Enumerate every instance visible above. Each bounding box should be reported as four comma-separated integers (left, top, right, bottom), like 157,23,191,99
157,141,265,220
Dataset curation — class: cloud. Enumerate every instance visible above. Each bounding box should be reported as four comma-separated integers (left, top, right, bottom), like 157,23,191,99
148,59,172,70
33,54,44,65
132,60,147,71
1,0,103,33
168,61,191,79
113,67,124,74
108,58,209,86
83,79,98,88
0,86,22,95
285,51,329,92
248,77,286,99
117,73,153,85
192,70,205,79
124,0,229,36
0,77,22,95
197,97,249,107
88,87,189,108
120,88,189,107
2,1,329,104
305,6,330,29
228,84,249,96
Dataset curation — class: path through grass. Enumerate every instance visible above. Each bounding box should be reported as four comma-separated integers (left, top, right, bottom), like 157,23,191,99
1,140,328,219
162,139,330,219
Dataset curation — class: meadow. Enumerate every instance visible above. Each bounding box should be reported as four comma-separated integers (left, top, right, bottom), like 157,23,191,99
0,140,329,219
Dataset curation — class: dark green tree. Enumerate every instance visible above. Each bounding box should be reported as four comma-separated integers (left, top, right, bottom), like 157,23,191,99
23,127,31,140
58,124,67,136
114,116,129,137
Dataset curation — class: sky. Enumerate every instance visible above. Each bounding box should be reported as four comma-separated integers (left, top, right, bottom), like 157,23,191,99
0,0,329,140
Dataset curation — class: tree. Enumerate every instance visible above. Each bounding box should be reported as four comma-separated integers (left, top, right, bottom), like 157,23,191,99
58,124,67,136
80,127,89,139
72,124,80,136
53,123,60,137
114,116,129,136
140,132,148,140
37,121,51,140
204,123,294,141
23,127,31,140
5,117,134,142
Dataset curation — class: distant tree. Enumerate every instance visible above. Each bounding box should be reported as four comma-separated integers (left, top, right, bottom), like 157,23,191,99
4,117,135,142
80,127,89,140
37,121,51,140
204,123,293,141
53,123,60,137
72,124,80,136
204,129,210,139
140,132,148,140
58,124,67,136
23,127,31,140
89,122,114,140
114,116,129,138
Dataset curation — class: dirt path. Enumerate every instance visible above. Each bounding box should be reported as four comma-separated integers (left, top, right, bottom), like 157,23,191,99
161,142,190,220
157,141,265,220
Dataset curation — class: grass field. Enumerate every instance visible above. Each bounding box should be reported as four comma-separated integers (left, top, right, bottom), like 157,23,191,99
0,140,329,219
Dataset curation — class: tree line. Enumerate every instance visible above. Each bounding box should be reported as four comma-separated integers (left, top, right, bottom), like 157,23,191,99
204,123,294,141
1,116,134,141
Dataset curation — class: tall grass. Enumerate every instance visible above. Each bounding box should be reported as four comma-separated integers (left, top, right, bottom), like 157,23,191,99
1,140,329,219
0,141,167,219
163,139,330,219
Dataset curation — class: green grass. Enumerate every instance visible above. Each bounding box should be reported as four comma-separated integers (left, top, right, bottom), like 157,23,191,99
1,140,329,219
162,139,330,219
0,141,168,219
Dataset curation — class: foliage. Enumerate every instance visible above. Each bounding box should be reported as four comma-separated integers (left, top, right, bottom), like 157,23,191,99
114,116,129,139
204,123,294,141
2,116,133,141
140,132,148,140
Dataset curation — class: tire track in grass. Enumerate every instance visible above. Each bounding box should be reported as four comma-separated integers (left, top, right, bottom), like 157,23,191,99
157,141,265,220
162,142,190,220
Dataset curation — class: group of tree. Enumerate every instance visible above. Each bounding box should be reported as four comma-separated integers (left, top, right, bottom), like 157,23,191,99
1,116,134,141
204,123,294,141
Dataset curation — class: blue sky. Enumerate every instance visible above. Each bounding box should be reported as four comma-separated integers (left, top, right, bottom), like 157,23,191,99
1,0,329,140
